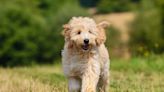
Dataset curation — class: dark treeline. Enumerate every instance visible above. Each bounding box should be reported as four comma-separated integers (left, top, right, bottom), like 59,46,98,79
0,0,163,66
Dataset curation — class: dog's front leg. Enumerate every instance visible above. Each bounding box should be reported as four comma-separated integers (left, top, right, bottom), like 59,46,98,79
81,67,100,92
68,77,81,92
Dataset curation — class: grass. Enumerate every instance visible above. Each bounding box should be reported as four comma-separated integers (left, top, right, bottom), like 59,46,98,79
0,54,164,92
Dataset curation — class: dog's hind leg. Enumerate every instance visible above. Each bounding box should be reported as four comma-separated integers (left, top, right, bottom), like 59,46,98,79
68,77,81,92
97,74,109,92
97,62,109,92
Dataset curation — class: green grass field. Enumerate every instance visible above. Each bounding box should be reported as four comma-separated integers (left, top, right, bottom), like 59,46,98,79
0,55,164,92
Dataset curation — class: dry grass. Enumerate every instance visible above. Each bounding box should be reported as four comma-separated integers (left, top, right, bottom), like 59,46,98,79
0,69,54,92
110,71,164,92
0,66,67,92
0,55,164,92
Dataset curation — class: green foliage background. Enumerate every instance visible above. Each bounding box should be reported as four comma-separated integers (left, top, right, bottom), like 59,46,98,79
0,0,163,66
130,0,164,56
97,0,164,56
0,0,89,66
97,0,140,13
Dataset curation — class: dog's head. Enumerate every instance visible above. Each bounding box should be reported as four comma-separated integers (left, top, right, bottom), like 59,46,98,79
62,17,109,51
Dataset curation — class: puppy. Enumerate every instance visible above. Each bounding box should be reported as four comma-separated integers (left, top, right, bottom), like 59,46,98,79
62,17,110,92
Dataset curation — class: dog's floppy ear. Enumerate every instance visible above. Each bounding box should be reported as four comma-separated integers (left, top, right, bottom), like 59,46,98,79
62,24,71,39
96,21,110,46
97,21,110,29
62,24,73,48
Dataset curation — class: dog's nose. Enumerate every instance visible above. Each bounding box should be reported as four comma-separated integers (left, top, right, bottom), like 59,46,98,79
84,39,89,44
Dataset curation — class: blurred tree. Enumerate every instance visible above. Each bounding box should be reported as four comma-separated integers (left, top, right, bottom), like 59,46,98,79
0,0,89,66
130,0,163,56
79,0,100,8
97,0,139,13
156,0,164,44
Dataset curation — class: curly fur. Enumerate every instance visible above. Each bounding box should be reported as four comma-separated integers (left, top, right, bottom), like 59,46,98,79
62,17,110,92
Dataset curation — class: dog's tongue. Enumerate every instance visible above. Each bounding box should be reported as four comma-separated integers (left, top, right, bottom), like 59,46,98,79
82,44,89,50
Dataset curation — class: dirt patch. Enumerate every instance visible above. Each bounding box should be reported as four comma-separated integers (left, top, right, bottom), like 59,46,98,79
93,12,135,59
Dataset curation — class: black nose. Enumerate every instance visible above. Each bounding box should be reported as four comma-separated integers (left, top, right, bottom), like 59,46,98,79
84,39,89,44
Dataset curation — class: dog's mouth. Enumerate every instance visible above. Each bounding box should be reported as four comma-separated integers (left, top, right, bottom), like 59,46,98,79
82,44,89,50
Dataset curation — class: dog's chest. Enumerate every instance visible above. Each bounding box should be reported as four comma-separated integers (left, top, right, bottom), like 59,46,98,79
68,56,89,76
63,53,100,77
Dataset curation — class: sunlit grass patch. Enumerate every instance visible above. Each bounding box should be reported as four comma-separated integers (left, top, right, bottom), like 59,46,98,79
0,54,164,92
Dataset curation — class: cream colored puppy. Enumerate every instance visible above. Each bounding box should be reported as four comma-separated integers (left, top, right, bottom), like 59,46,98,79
62,17,110,92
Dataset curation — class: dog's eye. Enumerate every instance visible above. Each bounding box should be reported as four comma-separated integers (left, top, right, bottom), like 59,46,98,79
89,30,92,34
77,31,81,35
